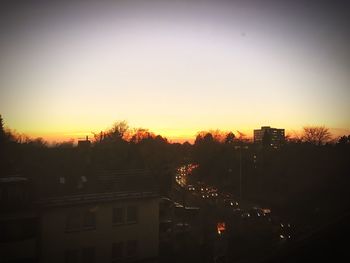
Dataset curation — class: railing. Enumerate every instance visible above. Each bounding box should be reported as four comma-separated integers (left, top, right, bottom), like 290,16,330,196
36,191,158,207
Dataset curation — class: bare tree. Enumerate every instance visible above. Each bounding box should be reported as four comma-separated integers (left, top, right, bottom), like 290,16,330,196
130,128,154,143
93,121,130,143
302,126,331,145
108,121,129,139
224,132,235,144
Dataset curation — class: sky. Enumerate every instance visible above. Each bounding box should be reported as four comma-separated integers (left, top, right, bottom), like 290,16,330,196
0,0,349,143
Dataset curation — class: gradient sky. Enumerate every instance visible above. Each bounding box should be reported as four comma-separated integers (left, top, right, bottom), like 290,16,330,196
0,0,349,142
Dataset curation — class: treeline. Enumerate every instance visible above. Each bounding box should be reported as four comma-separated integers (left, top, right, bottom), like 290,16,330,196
0,117,190,194
1,114,350,209
189,126,350,229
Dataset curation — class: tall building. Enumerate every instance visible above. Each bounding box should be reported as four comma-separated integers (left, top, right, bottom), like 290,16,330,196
254,126,285,148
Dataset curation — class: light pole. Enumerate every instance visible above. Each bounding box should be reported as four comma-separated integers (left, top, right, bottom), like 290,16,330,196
234,145,248,200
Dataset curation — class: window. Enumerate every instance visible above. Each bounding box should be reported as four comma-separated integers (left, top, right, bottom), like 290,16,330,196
112,242,124,263
66,209,97,232
82,247,95,263
65,249,79,263
126,206,138,223
113,206,138,225
7,185,24,202
83,210,96,229
66,212,80,232
113,207,125,225
65,247,95,263
126,240,138,259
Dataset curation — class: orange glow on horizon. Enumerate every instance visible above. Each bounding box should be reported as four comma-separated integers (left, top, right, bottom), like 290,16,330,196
1,1,349,147
15,126,350,146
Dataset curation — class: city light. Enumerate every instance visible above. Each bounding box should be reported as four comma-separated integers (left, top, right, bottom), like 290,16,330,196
217,222,226,235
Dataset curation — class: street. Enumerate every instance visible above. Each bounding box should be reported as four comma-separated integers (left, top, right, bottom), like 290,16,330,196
160,163,294,263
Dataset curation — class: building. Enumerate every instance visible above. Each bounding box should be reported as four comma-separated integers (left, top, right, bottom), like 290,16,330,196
254,126,285,148
0,169,159,263
77,136,91,148
0,177,38,263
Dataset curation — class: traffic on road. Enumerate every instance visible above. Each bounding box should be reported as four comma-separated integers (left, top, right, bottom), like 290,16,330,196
160,163,295,262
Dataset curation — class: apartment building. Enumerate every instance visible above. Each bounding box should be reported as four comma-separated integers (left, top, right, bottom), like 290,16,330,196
254,126,285,148
0,170,159,263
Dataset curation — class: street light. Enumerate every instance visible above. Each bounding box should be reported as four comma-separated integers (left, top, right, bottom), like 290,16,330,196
234,145,248,200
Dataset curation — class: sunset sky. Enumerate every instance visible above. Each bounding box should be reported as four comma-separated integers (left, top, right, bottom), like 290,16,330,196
1,0,349,143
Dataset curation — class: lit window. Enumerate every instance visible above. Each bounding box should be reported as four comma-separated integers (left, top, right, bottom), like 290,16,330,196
113,207,125,225
126,206,138,223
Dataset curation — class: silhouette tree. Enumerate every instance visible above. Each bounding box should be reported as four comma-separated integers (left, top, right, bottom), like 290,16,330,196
27,137,47,147
302,126,331,145
93,121,130,144
130,128,154,143
224,132,235,144
107,121,129,141
337,135,350,145
92,131,105,143
0,114,5,144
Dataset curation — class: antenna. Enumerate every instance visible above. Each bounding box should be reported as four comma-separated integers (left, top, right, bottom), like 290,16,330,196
78,136,89,141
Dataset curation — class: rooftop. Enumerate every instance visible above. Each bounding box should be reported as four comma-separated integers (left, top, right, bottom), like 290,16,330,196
1,169,158,209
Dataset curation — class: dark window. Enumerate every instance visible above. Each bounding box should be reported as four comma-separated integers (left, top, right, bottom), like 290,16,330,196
0,218,37,242
126,240,138,258
112,242,124,262
83,210,96,229
113,207,125,225
82,247,95,263
126,206,138,223
65,249,79,263
66,212,80,231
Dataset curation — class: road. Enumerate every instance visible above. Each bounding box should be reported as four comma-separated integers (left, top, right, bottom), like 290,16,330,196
160,163,295,263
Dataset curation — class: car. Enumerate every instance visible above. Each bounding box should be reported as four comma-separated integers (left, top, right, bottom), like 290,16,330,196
223,199,239,208
208,186,218,192
199,186,210,192
249,207,267,218
210,192,219,197
241,212,251,219
173,202,184,209
187,185,196,191
221,192,233,199
279,222,292,239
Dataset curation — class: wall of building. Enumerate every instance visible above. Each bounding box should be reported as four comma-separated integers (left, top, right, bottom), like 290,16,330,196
0,214,38,262
0,237,37,262
39,197,159,263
